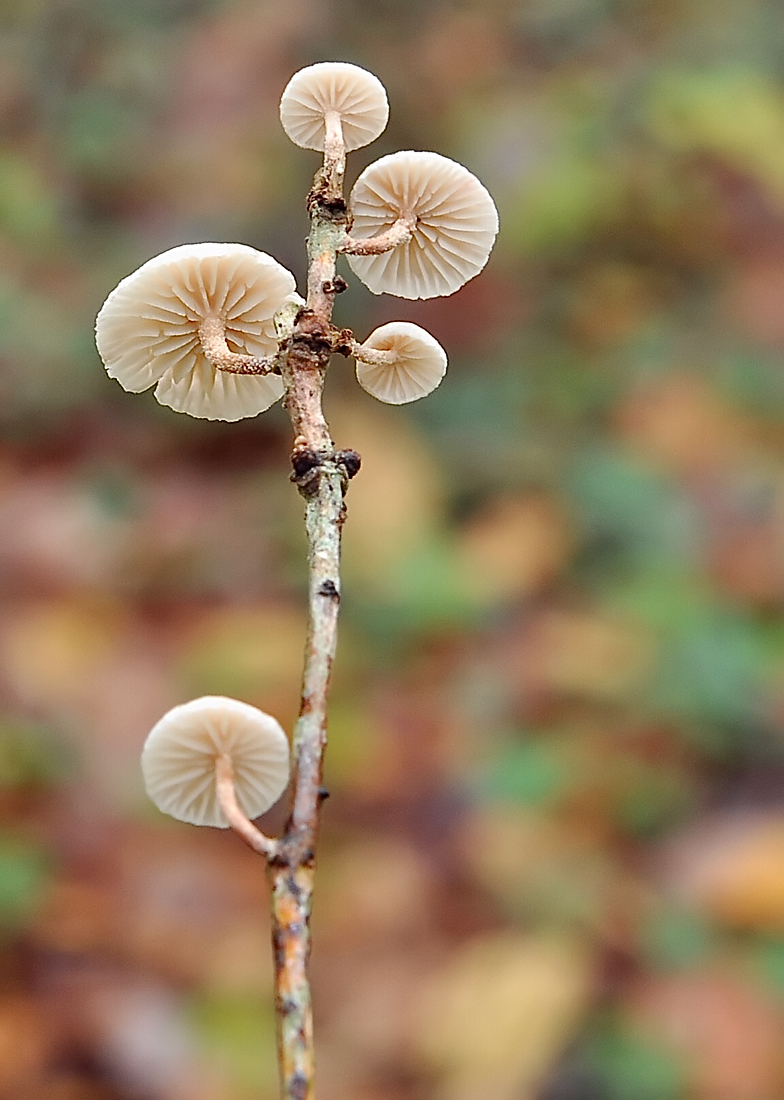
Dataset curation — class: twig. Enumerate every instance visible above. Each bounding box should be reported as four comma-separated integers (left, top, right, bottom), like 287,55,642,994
267,124,351,1100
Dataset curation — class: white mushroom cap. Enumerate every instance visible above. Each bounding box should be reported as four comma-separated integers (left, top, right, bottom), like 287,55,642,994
95,243,303,421
279,62,389,151
356,322,447,404
346,151,499,299
141,696,290,828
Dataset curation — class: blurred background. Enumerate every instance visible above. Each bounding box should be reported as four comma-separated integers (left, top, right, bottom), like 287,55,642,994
1,0,784,1097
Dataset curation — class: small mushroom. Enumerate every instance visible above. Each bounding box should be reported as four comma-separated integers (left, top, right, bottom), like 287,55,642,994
141,696,290,828
95,243,303,421
344,151,499,299
279,61,389,152
353,321,447,404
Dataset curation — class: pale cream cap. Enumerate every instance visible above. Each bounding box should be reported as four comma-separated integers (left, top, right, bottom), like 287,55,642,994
280,62,389,151
95,243,302,421
356,322,447,404
347,151,499,299
141,696,290,828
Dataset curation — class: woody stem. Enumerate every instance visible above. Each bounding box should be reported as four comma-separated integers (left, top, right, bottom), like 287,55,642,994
267,108,351,1100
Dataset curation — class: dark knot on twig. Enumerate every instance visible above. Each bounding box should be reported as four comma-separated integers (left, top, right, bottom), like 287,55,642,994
290,444,324,497
290,444,361,497
336,448,361,479
318,579,340,600
322,275,348,296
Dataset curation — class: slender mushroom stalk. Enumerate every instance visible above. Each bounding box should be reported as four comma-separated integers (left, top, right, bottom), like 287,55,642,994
350,340,395,367
198,315,275,375
215,754,279,859
322,110,346,198
339,213,416,256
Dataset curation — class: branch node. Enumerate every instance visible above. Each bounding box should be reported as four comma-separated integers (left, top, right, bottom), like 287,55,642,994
331,328,355,357
336,448,361,479
291,444,322,480
322,275,348,295
307,180,348,218
290,445,325,498
292,309,333,354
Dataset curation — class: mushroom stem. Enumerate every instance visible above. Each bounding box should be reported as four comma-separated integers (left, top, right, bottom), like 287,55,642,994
322,110,346,197
215,754,278,859
349,339,397,367
338,214,416,255
198,315,275,375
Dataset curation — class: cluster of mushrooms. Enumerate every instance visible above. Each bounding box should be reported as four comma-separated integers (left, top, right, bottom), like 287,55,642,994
95,62,498,829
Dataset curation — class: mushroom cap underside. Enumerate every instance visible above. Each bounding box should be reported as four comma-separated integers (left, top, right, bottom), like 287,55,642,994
347,151,499,299
141,695,290,827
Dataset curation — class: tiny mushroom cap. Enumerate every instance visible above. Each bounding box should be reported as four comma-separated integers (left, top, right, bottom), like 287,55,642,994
141,696,290,828
346,151,499,299
95,243,303,421
355,321,447,404
279,62,389,151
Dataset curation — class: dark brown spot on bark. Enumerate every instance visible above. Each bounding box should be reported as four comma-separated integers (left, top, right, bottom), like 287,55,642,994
318,579,339,600
290,1072,309,1100
291,447,321,478
322,275,348,295
336,449,361,478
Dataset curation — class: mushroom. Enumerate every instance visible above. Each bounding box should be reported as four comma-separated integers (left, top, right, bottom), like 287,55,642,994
342,151,499,299
279,61,389,153
353,321,447,404
141,696,290,831
95,243,303,421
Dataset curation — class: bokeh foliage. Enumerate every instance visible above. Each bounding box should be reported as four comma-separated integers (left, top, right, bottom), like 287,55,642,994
0,0,783,1097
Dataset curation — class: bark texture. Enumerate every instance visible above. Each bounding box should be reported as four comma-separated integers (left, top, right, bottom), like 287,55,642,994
267,146,351,1100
